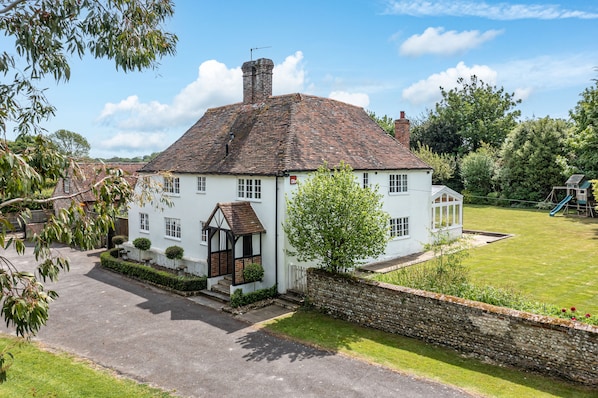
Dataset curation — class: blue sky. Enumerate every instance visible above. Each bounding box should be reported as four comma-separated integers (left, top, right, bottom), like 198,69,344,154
8,0,598,158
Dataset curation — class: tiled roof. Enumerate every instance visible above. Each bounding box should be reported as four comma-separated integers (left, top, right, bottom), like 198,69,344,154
204,202,266,235
141,94,430,175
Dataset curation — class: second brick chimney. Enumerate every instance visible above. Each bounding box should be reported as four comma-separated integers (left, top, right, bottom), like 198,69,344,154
242,58,274,104
394,111,410,148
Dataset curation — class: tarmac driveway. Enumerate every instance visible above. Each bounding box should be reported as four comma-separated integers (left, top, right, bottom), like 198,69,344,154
1,245,471,398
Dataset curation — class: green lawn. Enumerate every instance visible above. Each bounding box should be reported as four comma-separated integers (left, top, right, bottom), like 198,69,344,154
265,311,597,398
462,205,598,315
0,336,174,398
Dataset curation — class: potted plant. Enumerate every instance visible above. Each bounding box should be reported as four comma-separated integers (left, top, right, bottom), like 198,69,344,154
133,237,151,263
165,245,184,273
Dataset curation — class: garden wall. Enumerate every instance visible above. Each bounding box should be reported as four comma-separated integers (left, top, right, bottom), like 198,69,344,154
306,269,598,386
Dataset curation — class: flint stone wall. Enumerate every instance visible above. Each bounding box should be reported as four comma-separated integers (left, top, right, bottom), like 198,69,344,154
306,268,598,386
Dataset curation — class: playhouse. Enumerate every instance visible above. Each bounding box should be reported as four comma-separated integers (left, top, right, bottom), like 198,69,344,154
547,174,595,217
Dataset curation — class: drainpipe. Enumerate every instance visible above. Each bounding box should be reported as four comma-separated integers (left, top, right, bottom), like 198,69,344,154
275,174,279,291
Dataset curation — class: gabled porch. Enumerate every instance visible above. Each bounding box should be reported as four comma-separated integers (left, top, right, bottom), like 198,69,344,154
203,201,266,296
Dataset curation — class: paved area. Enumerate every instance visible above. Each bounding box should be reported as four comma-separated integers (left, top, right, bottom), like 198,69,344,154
1,244,472,398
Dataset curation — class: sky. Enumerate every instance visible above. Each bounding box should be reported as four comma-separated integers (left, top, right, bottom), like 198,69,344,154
5,0,598,158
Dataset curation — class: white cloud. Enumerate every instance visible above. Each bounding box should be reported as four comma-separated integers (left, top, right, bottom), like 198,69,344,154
328,91,370,108
402,62,497,105
400,27,503,56
97,131,170,152
384,1,598,20
97,52,308,132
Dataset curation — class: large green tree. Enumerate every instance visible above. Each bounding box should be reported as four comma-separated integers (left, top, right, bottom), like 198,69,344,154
412,143,456,185
460,146,497,199
498,117,570,202
283,163,389,273
414,76,521,155
0,0,177,381
568,80,598,178
48,129,90,158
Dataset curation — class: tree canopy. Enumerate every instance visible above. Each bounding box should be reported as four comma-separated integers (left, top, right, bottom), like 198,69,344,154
568,80,598,179
49,129,90,157
283,163,389,273
413,76,521,155
0,0,177,381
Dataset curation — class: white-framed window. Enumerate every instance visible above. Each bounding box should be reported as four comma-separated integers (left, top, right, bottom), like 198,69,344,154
63,177,71,193
238,178,261,200
200,221,208,244
165,217,181,239
390,217,409,238
389,174,408,193
164,176,180,194
197,176,206,193
363,172,369,188
139,213,149,232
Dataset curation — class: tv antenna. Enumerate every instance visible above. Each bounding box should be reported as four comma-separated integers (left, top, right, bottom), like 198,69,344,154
250,46,271,60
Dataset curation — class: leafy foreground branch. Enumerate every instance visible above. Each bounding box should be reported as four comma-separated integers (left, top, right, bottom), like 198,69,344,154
373,233,598,326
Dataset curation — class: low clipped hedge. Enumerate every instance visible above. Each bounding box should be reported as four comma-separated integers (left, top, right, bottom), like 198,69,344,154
230,285,278,308
101,249,207,293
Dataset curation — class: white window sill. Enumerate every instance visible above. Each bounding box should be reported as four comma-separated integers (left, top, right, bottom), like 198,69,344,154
164,236,182,241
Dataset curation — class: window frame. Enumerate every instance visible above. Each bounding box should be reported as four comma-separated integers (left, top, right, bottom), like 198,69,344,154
164,176,180,195
363,172,369,189
200,221,208,244
196,176,206,193
139,212,149,232
237,178,262,200
389,173,408,194
165,217,181,240
390,217,409,239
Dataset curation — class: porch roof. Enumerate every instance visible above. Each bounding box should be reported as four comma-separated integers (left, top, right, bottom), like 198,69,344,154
204,201,266,236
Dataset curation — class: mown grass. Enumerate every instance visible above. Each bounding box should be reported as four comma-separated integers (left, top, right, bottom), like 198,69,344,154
0,335,174,398
462,205,598,315
265,310,597,398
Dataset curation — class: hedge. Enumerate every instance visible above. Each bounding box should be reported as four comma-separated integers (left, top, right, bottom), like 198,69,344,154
230,285,278,308
101,249,207,292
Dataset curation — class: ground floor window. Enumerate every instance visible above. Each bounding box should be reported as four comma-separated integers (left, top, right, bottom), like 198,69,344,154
390,217,409,238
140,213,149,232
165,217,181,239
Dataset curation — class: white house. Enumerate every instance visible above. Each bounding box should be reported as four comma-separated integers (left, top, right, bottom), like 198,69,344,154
126,58,462,294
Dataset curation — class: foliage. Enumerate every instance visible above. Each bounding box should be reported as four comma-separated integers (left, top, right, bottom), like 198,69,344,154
412,143,456,185
367,110,395,136
0,0,177,137
283,162,389,273
0,0,177,381
98,152,161,163
101,250,206,291
133,237,151,251
230,285,278,308
112,235,127,247
460,146,497,198
568,80,598,178
243,263,264,283
498,117,570,202
410,110,463,155
419,76,521,156
48,129,91,158
165,245,184,260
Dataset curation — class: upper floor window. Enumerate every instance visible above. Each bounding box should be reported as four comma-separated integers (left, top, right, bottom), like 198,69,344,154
164,176,180,195
390,217,409,238
363,172,369,189
140,213,149,232
165,217,181,239
238,178,261,200
389,174,408,193
197,176,206,193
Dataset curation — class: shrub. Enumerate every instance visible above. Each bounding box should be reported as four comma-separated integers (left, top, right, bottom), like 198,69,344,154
230,285,278,308
243,263,264,283
112,235,127,246
133,237,151,251
100,249,206,292
165,245,184,260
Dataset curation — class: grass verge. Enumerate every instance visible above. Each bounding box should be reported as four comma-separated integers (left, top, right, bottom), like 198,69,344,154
265,310,597,398
0,335,174,397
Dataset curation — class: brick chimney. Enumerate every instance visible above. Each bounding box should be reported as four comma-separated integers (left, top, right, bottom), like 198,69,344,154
242,58,274,104
394,111,410,148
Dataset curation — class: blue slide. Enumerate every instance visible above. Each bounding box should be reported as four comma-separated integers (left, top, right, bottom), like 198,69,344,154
550,195,572,216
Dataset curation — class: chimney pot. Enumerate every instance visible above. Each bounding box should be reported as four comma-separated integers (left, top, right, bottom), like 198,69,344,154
394,111,410,148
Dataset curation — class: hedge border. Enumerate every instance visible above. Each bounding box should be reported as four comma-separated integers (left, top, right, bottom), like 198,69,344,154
100,249,207,295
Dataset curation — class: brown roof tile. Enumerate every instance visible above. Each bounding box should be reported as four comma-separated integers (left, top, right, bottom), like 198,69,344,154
204,202,266,235
141,94,430,175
